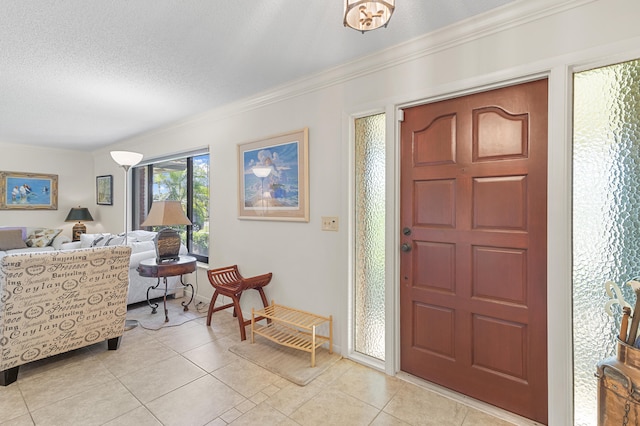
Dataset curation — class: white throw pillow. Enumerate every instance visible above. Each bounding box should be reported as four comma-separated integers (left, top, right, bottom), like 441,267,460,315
80,233,135,248
80,233,102,248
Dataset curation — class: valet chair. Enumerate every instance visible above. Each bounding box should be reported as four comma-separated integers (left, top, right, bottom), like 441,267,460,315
206,264,272,340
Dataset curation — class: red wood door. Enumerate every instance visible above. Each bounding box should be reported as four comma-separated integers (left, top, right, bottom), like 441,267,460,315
400,79,548,424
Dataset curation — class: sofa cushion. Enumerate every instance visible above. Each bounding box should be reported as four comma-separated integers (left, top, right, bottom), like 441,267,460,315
25,227,62,247
60,241,81,250
128,230,157,242
50,233,72,250
0,229,27,251
80,233,126,248
0,226,26,240
132,240,155,254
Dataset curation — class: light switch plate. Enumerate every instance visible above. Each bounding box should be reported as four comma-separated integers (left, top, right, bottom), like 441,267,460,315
321,216,339,231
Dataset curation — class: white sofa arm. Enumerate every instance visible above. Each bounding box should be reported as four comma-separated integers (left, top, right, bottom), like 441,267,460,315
61,241,81,250
129,250,156,269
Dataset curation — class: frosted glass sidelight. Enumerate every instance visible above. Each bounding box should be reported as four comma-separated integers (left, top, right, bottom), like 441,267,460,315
354,113,386,360
573,58,640,426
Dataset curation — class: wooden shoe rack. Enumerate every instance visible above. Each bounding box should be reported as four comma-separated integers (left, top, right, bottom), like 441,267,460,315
251,302,333,367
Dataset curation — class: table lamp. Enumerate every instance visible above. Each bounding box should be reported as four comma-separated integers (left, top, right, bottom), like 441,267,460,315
141,201,192,263
65,207,94,241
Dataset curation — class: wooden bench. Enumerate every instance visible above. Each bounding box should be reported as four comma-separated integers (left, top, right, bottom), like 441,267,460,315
251,302,333,367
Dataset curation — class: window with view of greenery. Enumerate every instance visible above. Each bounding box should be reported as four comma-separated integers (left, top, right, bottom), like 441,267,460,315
132,151,209,263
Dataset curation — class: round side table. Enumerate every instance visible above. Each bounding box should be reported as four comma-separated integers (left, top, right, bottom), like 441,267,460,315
137,255,197,322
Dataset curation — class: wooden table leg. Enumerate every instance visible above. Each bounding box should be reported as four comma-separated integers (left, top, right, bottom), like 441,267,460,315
251,308,255,343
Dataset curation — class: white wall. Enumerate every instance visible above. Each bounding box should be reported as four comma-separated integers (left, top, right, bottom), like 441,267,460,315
96,86,350,343
0,142,95,237
88,0,640,424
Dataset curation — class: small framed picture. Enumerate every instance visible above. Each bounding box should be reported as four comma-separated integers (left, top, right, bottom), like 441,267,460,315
96,175,113,205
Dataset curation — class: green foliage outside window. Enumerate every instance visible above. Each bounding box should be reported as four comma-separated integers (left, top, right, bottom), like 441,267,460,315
136,153,209,262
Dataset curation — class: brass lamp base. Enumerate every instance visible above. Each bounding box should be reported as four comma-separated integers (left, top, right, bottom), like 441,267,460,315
155,228,181,263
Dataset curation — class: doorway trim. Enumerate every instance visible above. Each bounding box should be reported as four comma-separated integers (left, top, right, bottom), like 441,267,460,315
344,39,640,426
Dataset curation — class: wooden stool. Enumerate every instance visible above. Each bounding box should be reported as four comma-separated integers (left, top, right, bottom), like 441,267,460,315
206,265,272,340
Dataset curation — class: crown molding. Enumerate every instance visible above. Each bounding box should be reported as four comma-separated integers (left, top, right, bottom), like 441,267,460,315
156,0,595,134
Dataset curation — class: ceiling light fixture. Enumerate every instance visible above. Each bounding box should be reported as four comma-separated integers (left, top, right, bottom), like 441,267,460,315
344,0,395,33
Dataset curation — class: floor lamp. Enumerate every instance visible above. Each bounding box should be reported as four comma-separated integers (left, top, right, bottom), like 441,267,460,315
110,151,143,244
110,150,143,330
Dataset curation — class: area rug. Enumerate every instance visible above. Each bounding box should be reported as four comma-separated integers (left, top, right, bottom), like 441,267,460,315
125,299,207,330
229,337,341,386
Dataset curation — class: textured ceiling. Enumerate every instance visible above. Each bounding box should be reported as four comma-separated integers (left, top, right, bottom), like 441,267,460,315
0,0,516,150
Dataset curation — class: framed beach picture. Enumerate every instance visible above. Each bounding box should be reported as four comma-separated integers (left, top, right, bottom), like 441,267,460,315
0,171,58,210
96,175,113,205
238,128,309,221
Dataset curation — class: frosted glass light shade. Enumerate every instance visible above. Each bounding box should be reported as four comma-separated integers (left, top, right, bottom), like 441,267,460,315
344,0,394,33
110,151,143,167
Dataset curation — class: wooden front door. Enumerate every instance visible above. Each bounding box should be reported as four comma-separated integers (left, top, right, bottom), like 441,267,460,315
399,79,548,423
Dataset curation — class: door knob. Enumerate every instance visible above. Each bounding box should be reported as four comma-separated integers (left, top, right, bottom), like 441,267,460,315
401,243,412,252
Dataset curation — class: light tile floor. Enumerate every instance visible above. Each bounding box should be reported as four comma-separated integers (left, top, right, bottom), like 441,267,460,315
0,298,538,426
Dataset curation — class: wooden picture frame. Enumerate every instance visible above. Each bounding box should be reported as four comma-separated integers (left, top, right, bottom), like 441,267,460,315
238,128,309,221
0,171,58,210
96,175,113,206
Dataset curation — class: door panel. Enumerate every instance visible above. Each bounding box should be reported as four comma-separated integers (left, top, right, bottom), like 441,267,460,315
400,79,548,424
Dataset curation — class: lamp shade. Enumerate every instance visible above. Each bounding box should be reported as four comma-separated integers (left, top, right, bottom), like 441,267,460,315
344,0,395,33
110,151,143,167
141,201,192,227
65,207,94,222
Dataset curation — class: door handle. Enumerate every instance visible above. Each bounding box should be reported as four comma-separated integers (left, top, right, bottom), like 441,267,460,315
401,243,412,252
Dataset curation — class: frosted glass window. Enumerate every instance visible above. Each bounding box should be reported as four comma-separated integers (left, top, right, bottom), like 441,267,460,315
573,58,640,426
354,113,386,360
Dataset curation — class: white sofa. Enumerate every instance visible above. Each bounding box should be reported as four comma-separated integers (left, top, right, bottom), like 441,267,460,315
0,227,72,255
0,227,187,305
62,230,188,305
